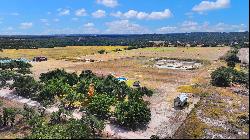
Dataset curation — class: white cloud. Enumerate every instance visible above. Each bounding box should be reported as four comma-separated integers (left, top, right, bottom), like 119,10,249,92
10,13,20,16
6,27,14,31
105,20,149,34
192,0,230,12
83,23,100,34
20,22,33,29
96,0,118,8
156,26,177,33
181,21,198,27
156,21,248,33
84,22,95,28
75,8,87,16
58,8,70,16
111,9,172,20
40,19,50,26
148,9,172,20
40,19,48,23
92,10,106,18
53,18,60,22
72,18,79,21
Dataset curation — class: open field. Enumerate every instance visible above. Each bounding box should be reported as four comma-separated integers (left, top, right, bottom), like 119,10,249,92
0,46,127,60
2,46,245,139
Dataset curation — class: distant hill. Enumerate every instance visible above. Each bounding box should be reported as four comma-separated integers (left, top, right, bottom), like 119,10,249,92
0,32,249,49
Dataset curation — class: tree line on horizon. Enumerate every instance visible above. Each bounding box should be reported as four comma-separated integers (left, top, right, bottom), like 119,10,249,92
0,32,249,50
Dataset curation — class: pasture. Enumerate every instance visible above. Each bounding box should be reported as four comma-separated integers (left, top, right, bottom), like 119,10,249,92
0,46,127,60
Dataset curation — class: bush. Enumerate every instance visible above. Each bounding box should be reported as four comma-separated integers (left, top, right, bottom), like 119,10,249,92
10,75,42,98
0,60,32,71
231,70,248,85
224,49,240,63
0,70,16,88
211,66,233,87
98,49,106,54
39,79,71,104
40,69,78,86
113,48,122,52
211,66,249,87
150,135,160,139
115,100,151,130
1,107,18,127
79,70,96,80
27,113,104,139
87,94,115,119
227,61,236,68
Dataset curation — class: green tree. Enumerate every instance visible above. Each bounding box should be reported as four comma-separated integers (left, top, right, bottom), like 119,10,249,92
39,78,70,104
211,66,233,87
40,69,78,86
224,49,240,63
87,94,115,119
65,119,92,139
227,61,236,68
2,107,17,126
115,100,151,130
10,75,41,98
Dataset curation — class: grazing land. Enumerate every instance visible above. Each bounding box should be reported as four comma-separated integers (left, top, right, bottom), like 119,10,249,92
0,46,127,60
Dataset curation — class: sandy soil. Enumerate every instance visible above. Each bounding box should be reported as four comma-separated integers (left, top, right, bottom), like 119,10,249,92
238,48,249,64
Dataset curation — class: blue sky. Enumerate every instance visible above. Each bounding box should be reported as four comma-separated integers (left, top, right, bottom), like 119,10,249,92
0,0,249,35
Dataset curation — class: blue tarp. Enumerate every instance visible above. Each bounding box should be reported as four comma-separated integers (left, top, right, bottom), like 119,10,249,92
116,77,128,82
0,58,31,64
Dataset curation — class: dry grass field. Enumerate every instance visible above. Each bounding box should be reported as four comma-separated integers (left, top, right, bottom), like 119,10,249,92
0,46,127,60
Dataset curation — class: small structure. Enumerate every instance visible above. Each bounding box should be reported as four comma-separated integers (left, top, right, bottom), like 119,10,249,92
174,93,188,107
33,56,48,62
133,81,141,88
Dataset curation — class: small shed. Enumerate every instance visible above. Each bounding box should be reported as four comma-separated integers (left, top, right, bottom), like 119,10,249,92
133,81,141,88
174,93,188,107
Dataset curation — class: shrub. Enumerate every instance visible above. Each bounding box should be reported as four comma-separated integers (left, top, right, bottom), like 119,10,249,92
98,49,106,54
150,135,160,139
115,100,151,130
0,70,16,88
10,75,42,98
231,70,248,85
227,61,236,68
211,66,248,87
1,107,18,127
39,78,71,104
224,49,240,63
113,48,122,52
40,69,78,86
79,70,96,80
87,94,115,119
211,67,233,87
